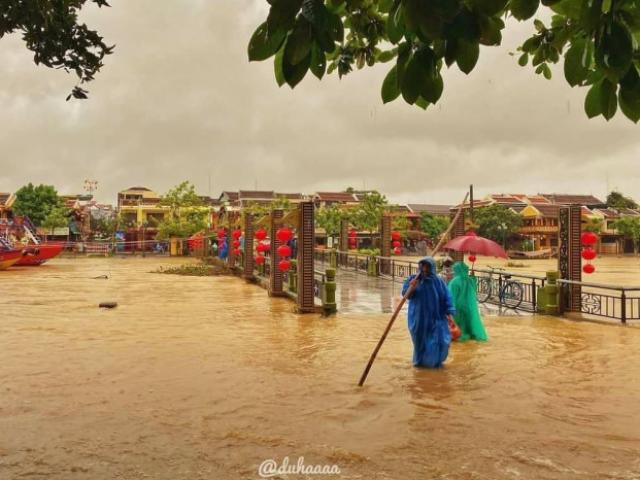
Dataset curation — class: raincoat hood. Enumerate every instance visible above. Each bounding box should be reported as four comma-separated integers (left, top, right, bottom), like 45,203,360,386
418,256,438,278
453,261,469,277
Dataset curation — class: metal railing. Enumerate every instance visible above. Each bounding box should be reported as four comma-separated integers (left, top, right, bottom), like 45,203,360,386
558,279,640,323
472,267,546,313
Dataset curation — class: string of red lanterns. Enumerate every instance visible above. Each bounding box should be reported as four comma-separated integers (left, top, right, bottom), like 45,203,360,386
254,228,267,265
391,230,402,255
276,227,293,271
581,231,598,274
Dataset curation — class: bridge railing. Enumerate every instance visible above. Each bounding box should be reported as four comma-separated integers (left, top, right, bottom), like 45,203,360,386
472,267,547,313
558,279,640,323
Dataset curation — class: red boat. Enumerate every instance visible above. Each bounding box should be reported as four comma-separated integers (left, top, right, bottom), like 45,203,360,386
0,248,23,270
16,242,64,266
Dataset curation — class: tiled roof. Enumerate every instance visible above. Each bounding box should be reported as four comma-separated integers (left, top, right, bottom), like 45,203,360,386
530,204,560,218
407,204,452,216
276,193,304,200
594,208,619,218
220,191,239,201
540,193,605,205
314,192,358,202
489,194,527,205
618,208,640,216
239,190,276,200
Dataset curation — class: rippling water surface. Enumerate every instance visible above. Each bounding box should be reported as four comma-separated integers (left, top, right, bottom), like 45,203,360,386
1,257,639,479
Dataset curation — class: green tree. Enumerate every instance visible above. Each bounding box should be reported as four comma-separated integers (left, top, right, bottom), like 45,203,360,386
420,212,449,240
607,190,639,209
349,191,388,232
474,204,522,246
248,0,640,122
583,217,604,233
12,183,61,226
391,214,409,234
157,181,209,239
2,1,114,99
315,203,347,235
41,206,70,236
616,216,640,254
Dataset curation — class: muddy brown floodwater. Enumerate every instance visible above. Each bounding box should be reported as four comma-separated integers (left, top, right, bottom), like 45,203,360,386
1,257,640,480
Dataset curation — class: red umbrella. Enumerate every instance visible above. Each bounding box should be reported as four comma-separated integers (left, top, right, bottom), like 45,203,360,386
442,231,508,259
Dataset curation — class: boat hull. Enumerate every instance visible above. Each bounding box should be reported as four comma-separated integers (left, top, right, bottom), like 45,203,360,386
16,243,64,266
0,249,23,270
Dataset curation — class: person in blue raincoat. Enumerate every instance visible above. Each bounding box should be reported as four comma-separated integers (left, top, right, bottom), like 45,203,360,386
402,257,456,368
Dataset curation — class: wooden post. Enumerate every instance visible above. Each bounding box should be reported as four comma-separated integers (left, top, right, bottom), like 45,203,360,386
297,201,315,313
339,219,349,267
243,213,254,280
269,209,284,296
380,214,391,275
558,206,582,311
449,208,466,262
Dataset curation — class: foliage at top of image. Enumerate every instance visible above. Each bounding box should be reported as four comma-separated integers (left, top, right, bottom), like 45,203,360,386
248,0,640,122
1,0,114,99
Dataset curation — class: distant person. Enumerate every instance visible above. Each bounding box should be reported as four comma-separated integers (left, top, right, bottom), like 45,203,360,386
439,256,454,284
448,262,488,342
402,257,457,368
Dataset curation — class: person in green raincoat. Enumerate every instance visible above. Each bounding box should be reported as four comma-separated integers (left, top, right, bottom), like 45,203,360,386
448,261,488,342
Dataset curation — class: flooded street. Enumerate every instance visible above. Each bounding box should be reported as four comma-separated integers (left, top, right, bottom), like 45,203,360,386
1,257,640,479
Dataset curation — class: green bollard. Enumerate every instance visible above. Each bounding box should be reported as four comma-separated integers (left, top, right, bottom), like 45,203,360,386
289,260,298,293
367,255,377,276
323,267,337,314
542,271,559,315
329,249,337,269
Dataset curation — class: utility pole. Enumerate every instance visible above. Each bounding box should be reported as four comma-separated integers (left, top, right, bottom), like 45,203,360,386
469,184,474,226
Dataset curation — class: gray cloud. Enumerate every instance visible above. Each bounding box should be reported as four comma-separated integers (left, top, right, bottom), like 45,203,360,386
0,0,638,205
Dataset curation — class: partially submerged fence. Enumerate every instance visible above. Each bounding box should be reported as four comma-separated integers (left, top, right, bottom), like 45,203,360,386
558,279,640,323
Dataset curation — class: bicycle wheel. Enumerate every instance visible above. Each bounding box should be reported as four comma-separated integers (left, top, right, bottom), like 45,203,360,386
477,277,492,303
501,281,524,309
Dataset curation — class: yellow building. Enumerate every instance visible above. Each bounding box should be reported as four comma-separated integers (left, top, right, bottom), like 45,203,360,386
117,186,169,228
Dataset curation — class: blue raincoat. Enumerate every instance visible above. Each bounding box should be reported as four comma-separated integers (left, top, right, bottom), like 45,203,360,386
402,257,456,368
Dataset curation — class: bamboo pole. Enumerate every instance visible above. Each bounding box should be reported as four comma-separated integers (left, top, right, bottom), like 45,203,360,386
357,192,469,387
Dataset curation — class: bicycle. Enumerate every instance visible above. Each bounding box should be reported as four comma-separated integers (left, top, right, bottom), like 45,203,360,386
476,266,524,309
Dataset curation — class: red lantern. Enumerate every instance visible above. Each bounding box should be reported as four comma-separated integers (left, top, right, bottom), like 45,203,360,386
393,247,402,255
581,231,598,245
232,240,240,248
581,247,596,261
583,263,595,274
391,231,402,241
256,242,265,253
262,242,271,252
217,229,226,239
233,248,241,256
278,259,291,272
255,255,265,265
277,245,292,257
349,229,357,238
255,229,267,241
468,254,477,263
276,227,293,242
232,229,242,239
392,240,401,248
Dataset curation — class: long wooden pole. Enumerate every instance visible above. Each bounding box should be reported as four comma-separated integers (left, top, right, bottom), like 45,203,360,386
357,192,469,387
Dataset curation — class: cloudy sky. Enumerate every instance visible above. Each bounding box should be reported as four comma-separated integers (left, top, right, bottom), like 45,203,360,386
1,1,638,206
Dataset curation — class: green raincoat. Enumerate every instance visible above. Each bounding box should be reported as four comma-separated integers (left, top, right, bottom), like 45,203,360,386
448,262,488,342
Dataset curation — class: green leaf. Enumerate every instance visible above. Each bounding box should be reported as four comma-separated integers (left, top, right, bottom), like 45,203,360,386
474,0,509,16
377,49,397,63
518,52,528,66
584,81,603,118
282,50,311,87
379,0,395,13
386,3,405,43
510,0,540,20
400,54,423,104
600,79,618,120
415,96,430,110
421,72,444,103
381,65,401,103
274,48,286,87
284,18,313,65
310,43,326,79
479,16,504,46
248,22,286,62
595,20,633,81
563,38,589,86
601,0,612,13
542,63,552,79
456,40,479,74
619,67,640,123
549,0,583,19
267,0,303,33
